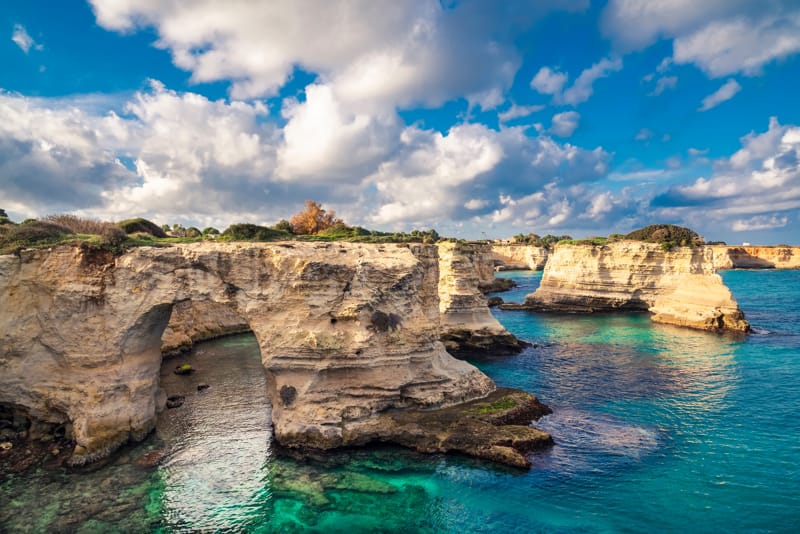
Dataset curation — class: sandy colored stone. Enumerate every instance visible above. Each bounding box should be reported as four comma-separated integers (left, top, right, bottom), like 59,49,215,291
0,242,495,465
437,242,528,356
489,244,549,270
161,300,250,356
520,241,749,332
708,245,800,270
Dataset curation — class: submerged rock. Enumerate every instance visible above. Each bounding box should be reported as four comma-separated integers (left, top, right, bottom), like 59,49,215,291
173,364,193,376
165,396,185,409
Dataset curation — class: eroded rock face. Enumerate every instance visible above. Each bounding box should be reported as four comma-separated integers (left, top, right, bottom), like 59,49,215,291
708,246,800,270
0,242,496,465
521,241,749,332
437,242,529,356
161,300,250,356
490,244,549,270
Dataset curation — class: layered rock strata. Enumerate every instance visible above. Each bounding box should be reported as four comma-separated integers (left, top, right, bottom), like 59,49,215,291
281,387,553,469
518,241,749,332
708,246,800,269
437,242,529,357
161,300,250,356
0,242,551,468
490,244,549,270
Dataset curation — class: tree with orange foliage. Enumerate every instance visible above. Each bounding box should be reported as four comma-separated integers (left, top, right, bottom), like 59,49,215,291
289,200,342,235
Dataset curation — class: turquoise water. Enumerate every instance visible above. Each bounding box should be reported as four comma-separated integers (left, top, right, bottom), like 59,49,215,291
2,270,799,532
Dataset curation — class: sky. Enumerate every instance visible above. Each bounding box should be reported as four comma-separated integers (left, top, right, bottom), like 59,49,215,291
1,0,799,244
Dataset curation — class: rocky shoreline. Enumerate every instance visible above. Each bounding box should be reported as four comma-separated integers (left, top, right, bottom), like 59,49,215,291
277,387,552,469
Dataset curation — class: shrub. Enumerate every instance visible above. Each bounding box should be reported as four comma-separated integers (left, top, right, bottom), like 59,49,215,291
201,227,220,236
99,225,127,247
272,220,294,234
117,218,168,238
185,227,202,238
44,214,112,235
624,224,702,247
0,220,74,252
222,223,291,241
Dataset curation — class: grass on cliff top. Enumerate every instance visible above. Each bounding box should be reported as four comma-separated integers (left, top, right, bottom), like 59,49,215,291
0,216,447,256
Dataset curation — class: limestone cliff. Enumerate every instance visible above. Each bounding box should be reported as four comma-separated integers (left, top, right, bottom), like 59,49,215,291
490,244,549,270
161,300,250,356
708,246,800,269
1,242,509,466
437,242,529,356
520,241,749,332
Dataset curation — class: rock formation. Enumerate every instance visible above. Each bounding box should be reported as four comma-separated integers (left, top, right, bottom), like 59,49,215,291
490,244,549,270
0,242,549,468
517,241,749,332
437,242,529,357
708,246,800,270
161,300,250,356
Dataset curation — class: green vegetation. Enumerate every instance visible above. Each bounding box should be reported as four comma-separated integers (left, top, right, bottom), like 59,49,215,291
558,236,609,246
477,397,517,414
624,224,702,250
512,233,573,250
221,223,292,241
118,218,168,238
0,200,443,256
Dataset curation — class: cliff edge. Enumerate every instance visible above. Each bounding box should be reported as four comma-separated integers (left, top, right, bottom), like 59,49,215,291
0,242,550,468
437,242,529,357
519,241,749,332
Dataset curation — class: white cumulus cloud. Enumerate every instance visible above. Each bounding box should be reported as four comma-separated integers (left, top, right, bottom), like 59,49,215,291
532,57,623,106
550,111,580,137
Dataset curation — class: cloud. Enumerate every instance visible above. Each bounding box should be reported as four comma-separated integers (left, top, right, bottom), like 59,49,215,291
0,83,612,233
673,13,800,77
698,79,741,111
11,24,42,53
561,57,623,105
732,214,789,231
635,128,654,141
550,111,580,137
530,67,568,95
532,57,623,106
601,1,800,77
651,117,800,231
276,83,399,182
497,103,545,124
649,75,678,96
89,0,584,107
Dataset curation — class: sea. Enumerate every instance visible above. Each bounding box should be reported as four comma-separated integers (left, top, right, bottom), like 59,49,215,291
1,269,798,533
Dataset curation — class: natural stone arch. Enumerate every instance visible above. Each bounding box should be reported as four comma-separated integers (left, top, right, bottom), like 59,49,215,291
0,242,494,465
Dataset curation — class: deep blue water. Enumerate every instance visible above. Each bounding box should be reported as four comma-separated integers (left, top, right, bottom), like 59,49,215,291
2,270,799,532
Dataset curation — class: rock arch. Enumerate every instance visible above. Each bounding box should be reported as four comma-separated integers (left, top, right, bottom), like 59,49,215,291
0,242,494,464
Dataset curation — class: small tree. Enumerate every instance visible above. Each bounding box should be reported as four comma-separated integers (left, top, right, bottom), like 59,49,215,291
289,200,342,235
202,227,220,236
272,219,293,234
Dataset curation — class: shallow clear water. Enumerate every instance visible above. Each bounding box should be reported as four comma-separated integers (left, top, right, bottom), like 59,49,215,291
2,270,799,532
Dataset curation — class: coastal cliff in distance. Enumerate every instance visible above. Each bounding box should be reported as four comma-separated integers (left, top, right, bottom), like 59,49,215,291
490,244,549,270
709,246,800,270
520,241,749,332
161,300,250,356
437,242,529,356
0,242,551,468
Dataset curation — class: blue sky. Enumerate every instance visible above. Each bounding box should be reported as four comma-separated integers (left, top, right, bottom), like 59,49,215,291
1,0,799,244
